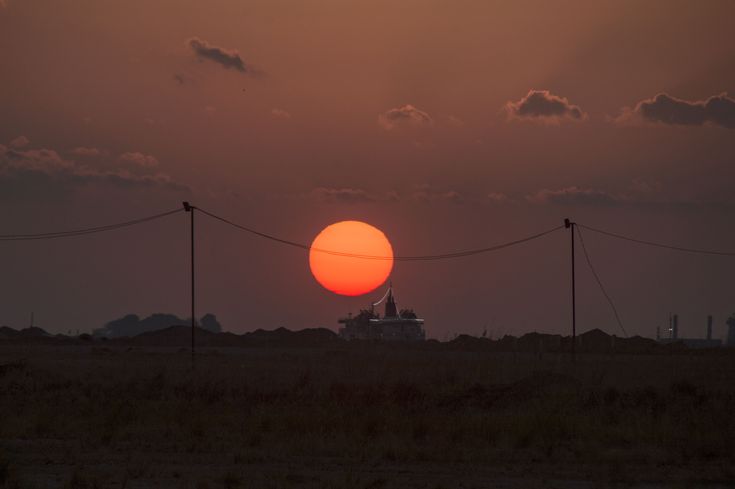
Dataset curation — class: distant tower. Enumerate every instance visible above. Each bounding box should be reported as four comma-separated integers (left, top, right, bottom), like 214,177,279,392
672,314,679,340
727,315,735,347
385,285,398,318
707,315,713,341
656,326,660,341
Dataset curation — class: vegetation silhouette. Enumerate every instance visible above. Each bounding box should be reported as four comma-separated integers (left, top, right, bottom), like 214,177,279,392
92,312,223,338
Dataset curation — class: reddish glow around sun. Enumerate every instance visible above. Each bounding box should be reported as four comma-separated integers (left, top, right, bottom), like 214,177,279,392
309,221,394,296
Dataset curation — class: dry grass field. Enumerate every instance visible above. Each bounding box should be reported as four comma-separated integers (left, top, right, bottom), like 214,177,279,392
1,343,734,488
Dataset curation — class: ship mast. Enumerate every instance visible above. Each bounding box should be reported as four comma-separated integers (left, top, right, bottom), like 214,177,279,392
370,282,393,315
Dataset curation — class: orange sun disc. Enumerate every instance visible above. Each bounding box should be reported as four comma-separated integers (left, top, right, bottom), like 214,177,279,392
309,221,394,296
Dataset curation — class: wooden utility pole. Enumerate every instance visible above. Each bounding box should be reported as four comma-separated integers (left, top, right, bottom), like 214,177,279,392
183,201,195,368
565,218,576,362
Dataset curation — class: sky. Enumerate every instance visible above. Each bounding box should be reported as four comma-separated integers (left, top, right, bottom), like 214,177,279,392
1,0,735,340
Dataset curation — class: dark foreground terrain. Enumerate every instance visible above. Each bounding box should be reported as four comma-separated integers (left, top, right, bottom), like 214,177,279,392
1,343,734,488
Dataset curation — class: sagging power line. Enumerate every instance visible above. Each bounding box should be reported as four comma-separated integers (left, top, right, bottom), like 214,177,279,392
0,209,183,241
579,223,735,257
3,201,735,364
576,226,628,338
4,206,733,261
196,206,563,261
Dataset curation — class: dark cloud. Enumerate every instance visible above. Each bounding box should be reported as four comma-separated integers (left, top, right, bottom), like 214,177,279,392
505,90,586,122
187,37,248,73
621,92,735,129
378,104,433,130
0,143,187,200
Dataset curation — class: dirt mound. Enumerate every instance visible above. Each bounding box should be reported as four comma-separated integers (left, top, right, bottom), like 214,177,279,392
0,326,19,339
242,327,339,346
0,326,63,344
112,326,340,348
121,325,222,347
445,334,494,352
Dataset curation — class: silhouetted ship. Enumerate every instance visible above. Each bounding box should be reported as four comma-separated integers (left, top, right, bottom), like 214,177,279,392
338,284,425,341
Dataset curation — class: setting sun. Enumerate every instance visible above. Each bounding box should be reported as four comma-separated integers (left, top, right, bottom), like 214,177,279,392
309,221,393,296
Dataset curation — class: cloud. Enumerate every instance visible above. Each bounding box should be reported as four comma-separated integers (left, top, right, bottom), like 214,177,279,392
409,184,464,204
526,186,621,206
1,147,71,173
119,152,159,168
0,143,187,200
378,104,433,130
505,90,586,122
487,192,510,203
442,190,464,204
310,187,376,203
616,92,735,129
524,183,735,209
187,37,248,73
9,136,29,149
307,186,467,205
276,185,524,206
447,115,465,127
271,108,292,119
299,181,726,209
526,180,669,207
71,147,102,157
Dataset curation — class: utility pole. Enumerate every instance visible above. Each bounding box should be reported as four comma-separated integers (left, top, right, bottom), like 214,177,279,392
183,201,195,369
564,218,576,362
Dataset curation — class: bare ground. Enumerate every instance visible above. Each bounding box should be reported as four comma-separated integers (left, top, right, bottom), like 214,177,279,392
1,345,734,488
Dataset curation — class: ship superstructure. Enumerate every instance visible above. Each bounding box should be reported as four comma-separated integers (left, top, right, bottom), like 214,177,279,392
338,284,425,341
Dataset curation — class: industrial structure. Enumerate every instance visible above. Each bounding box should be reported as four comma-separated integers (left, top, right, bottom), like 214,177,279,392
728,315,735,347
338,284,425,341
657,313,722,348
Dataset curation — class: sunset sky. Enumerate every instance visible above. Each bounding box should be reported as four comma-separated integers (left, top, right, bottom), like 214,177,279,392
2,0,735,339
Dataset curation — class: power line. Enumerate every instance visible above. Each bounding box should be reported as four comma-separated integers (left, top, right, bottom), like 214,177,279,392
575,226,628,338
3,205,732,263
0,209,183,241
196,207,310,251
578,223,735,257
195,206,564,261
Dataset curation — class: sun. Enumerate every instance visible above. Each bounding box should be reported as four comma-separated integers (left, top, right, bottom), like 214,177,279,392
309,221,394,296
